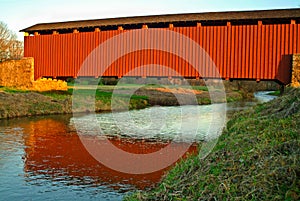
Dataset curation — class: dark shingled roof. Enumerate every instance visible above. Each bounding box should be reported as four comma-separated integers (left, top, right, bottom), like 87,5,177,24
20,8,300,33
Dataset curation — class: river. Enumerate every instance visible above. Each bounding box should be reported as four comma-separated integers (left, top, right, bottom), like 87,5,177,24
0,92,275,201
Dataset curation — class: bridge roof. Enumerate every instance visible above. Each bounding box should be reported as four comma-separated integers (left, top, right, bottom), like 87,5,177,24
21,8,300,34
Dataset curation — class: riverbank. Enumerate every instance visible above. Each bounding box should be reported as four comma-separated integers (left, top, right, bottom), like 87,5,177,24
125,87,300,201
0,85,243,119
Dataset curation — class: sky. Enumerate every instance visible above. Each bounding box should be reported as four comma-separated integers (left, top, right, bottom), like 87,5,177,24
0,0,299,40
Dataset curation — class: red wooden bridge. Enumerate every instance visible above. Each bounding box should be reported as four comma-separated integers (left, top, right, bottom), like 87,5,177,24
21,8,300,84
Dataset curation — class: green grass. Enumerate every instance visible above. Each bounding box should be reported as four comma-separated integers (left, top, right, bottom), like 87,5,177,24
69,88,148,100
191,85,209,91
0,87,30,93
39,89,72,99
267,90,281,96
125,87,300,201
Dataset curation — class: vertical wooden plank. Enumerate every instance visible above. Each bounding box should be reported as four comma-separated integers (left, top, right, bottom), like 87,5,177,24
178,27,183,77
281,24,285,71
241,25,246,78
198,25,203,65
203,26,207,78
257,24,262,80
192,27,197,77
183,27,188,77
223,26,228,79
268,25,273,79
136,30,141,77
185,27,190,77
219,26,227,78
288,24,293,54
92,32,97,77
236,26,242,79
187,27,196,78
79,33,83,76
110,31,115,77
184,27,188,77
260,25,265,80
264,25,269,79
66,34,75,77
113,31,118,77
169,28,174,77
252,25,257,80
265,25,270,79
199,26,204,78
63,34,67,77
127,30,132,76
98,31,102,76
245,25,250,79
292,23,297,53
276,24,282,78
102,31,107,76
163,30,167,77
70,34,73,77
209,27,214,78
212,26,217,78
171,28,176,76
172,28,176,75
50,35,53,77
78,32,82,77
284,24,289,55
298,24,300,53
272,25,277,79
234,26,239,78
57,34,60,77
147,30,151,77
71,33,75,77
61,34,64,77
118,31,122,77
159,30,163,76
248,25,253,79
81,33,86,76
113,30,117,77
216,26,222,77
230,25,235,78
129,32,138,76
275,24,281,78
34,36,38,78
226,25,232,79
206,26,211,78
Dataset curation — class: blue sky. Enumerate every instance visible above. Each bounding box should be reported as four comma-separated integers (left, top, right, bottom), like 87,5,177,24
1,0,299,40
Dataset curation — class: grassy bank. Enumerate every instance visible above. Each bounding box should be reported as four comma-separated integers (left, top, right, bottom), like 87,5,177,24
126,88,300,201
0,87,149,119
0,85,243,119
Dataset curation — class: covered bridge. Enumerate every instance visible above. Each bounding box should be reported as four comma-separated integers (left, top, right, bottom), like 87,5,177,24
21,8,300,84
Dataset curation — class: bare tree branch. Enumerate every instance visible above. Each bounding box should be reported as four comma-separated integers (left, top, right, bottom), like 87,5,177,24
0,21,23,62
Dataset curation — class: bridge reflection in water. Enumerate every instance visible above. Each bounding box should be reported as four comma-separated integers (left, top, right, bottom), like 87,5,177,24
22,115,198,191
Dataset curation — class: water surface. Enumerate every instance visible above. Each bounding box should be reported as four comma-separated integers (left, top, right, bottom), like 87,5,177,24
0,92,275,200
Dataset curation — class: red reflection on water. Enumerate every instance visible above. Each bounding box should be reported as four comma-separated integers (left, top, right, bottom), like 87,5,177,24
23,117,198,190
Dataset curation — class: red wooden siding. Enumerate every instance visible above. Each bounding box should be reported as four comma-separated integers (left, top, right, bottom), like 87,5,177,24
24,24,300,84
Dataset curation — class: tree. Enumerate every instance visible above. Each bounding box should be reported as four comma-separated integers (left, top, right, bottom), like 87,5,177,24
0,21,23,62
